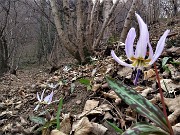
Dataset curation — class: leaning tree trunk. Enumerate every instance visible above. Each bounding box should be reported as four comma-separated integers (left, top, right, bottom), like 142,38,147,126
120,0,137,43
93,0,120,50
0,35,8,74
76,0,85,64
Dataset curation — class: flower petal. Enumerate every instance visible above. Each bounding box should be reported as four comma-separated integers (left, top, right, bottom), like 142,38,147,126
125,28,136,59
111,50,133,68
48,91,53,104
44,91,53,104
41,89,46,101
149,30,170,65
134,13,149,58
34,104,40,111
148,41,153,60
37,92,41,101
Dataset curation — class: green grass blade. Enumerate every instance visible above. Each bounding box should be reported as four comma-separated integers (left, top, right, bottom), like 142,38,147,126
122,122,169,135
56,98,63,130
106,76,169,133
106,120,123,134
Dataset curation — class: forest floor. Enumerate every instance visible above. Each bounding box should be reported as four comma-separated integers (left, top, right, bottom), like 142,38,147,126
0,20,180,135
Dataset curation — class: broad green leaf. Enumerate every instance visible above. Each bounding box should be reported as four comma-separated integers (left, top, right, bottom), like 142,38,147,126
106,120,123,134
106,77,169,133
162,57,170,67
29,116,46,125
56,98,63,130
78,78,91,86
170,61,180,65
122,122,169,135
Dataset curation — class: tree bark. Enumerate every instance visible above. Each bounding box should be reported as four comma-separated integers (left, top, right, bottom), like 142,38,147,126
103,0,112,40
120,0,137,43
49,0,77,57
86,0,101,52
172,0,178,16
76,0,85,63
93,0,120,50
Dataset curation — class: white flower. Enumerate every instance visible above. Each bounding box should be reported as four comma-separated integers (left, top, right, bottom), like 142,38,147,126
34,89,53,111
111,13,170,69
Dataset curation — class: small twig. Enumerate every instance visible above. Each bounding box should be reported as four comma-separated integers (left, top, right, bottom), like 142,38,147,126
154,62,174,135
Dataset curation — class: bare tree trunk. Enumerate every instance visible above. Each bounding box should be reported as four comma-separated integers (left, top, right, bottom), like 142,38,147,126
103,0,112,40
49,0,77,57
93,0,120,50
87,1,97,52
120,0,137,43
172,0,178,16
76,0,85,63
63,0,70,32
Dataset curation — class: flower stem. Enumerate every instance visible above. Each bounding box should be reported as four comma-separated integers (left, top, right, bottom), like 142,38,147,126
154,63,174,135
133,69,141,85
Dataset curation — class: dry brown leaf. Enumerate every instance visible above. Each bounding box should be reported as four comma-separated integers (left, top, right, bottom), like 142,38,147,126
164,96,180,125
76,100,81,105
77,106,103,119
42,128,50,135
72,117,92,135
160,79,179,93
92,84,101,92
20,116,27,125
104,112,113,120
50,129,67,135
151,95,180,125
166,64,180,80
39,83,47,88
117,67,132,77
141,87,153,97
2,123,12,132
144,69,156,81
105,64,113,74
60,113,72,134
102,91,121,104
120,118,126,129
99,104,112,111
83,100,99,112
166,46,180,55
133,86,144,91
91,122,107,135
94,76,104,83
172,123,180,135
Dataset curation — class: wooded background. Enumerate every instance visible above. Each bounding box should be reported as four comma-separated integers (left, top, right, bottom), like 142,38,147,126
0,0,179,74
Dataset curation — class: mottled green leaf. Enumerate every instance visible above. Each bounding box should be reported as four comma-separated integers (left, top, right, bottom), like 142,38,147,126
122,122,169,135
106,120,123,134
29,116,46,125
78,78,91,86
162,57,170,67
106,76,169,133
